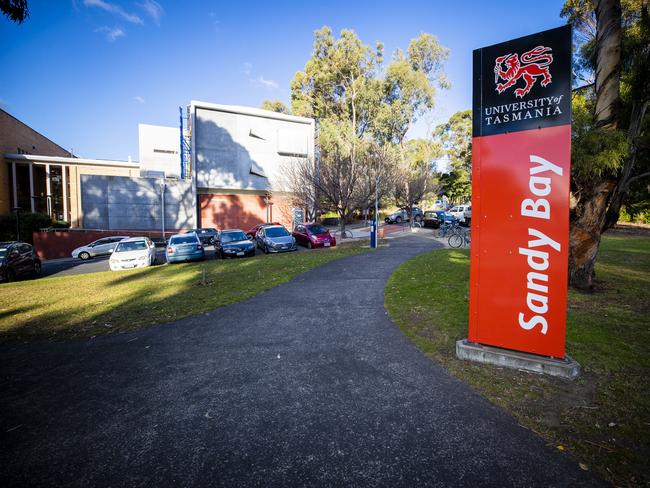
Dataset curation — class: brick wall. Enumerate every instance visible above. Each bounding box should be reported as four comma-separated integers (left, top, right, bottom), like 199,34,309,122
199,193,294,231
0,109,72,214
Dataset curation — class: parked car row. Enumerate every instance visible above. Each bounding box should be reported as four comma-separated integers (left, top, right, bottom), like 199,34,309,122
1,221,339,282
64,222,337,272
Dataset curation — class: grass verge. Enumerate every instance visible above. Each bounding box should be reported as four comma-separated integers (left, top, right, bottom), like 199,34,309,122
1,242,367,343
385,235,649,487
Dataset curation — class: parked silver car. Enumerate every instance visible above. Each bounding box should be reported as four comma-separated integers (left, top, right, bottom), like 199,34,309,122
255,225,297,254
71,236,129,260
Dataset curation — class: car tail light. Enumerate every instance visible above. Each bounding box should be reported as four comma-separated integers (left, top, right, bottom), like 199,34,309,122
167,247,173,254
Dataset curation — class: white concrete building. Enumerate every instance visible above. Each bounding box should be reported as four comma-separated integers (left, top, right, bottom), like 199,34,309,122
189,101,315,230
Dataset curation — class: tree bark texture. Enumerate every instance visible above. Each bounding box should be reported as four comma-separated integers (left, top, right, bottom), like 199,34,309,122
592,0,622,129
569,0,622,290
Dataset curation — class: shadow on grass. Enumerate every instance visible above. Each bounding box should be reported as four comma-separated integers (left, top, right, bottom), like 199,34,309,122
0,243,367,343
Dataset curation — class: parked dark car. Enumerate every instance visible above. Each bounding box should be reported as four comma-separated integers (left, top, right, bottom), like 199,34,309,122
384,207,424,224
255,225,297,254
0,241,41,282
187,228,218,246
422,210,458,228
292,224,336,249
215,229,255,258
245,222,280,240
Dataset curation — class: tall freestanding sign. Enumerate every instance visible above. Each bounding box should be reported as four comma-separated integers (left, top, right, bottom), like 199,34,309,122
466,25,572,362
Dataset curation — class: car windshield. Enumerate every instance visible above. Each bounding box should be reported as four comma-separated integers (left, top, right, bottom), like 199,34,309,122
222,231,247,243
115,241,147,252
195,229,214,235
425,212,437,218
306,225,328,234
171,236,197,245
266,227,290,238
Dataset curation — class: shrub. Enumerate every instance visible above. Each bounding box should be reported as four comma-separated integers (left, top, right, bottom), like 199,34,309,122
0,212,52,243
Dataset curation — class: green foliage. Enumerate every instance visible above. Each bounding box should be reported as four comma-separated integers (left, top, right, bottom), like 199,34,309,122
433,109,472,171
0,0,29,24
433,110,473,203
438,166,471,204
0,212,52,243
393,139,439,210
291,27,450,220
571,94,629,183
51,220,71,229
260,99,289,114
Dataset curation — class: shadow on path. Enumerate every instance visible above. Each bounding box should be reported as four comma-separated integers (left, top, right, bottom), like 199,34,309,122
0,235,601,487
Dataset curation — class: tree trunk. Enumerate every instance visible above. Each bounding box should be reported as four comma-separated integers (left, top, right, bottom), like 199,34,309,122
603,100,649,229
337,208,347,237
568,179,616,289
592,0,622,129
568,0,622,289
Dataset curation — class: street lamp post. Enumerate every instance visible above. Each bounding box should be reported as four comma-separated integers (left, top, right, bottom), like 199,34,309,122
373,176,380,248
12,207,21,241
160,178,166,240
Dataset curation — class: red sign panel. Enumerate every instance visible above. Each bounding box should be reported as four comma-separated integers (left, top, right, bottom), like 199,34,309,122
468,26,571,358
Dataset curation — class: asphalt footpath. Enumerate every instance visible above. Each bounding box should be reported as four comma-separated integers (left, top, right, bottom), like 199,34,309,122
0,235,602,487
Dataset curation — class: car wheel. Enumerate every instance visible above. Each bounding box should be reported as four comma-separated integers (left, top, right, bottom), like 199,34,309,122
263,244,269,254
307,241,312,249
5,268,16,282
33,261,42,276
395,216,403,224
79,251,90,260
415,215,422,223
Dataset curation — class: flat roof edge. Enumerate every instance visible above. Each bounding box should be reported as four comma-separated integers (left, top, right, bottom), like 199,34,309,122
4,153,140,167
190,100,314,125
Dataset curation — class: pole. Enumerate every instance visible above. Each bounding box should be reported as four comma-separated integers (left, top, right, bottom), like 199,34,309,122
374,176,380,248
179,107,185,180
13,207,21,241
161,178,166,240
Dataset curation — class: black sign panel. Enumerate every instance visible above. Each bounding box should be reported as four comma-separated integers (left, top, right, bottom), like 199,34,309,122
472,25,571,137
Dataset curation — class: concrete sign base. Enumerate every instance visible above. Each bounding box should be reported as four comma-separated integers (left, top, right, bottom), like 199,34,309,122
456,339,581,380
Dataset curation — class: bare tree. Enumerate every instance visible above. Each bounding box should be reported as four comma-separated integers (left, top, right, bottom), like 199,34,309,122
392,139,440,225
277,157,320,222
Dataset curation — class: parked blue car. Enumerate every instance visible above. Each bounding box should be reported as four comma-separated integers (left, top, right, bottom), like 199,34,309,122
166,232,205,263
215,229,255,259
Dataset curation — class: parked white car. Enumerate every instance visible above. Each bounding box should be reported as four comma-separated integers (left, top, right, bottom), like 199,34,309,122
109,237,157,271
448,205,471,223
71,236,129,260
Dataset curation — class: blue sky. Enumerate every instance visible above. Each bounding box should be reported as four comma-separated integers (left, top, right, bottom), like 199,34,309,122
1,0,566,161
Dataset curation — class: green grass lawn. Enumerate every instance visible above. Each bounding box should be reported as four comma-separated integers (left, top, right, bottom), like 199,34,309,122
0,242,367,343
385,234,650,487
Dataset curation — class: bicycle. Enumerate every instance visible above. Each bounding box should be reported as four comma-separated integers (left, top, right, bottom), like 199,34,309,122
448,228,471,248
437,221,460,238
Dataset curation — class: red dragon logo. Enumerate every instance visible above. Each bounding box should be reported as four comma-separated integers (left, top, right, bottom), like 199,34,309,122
494,45,553,98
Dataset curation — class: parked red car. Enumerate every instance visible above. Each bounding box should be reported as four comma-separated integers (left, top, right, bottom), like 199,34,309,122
245,222,280,240
292,224,336,249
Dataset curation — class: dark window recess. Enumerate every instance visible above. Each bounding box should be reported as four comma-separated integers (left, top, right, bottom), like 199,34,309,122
250,161,266,178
